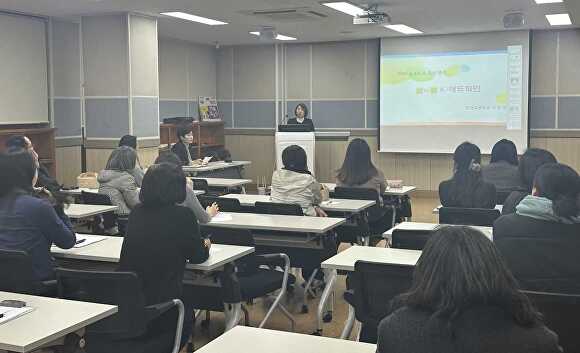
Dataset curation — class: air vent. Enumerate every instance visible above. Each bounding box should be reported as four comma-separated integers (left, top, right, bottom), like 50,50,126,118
240,8,328,22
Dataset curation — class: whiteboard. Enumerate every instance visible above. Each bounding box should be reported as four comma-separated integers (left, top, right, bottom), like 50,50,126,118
0,13,48,124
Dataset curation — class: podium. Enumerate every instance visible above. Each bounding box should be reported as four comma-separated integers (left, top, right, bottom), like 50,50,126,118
275,131,315,175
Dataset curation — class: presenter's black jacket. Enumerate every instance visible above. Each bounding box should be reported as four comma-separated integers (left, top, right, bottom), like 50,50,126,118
287,117,315,132
171,141,195,166
119,204,209,305
438,179,496,209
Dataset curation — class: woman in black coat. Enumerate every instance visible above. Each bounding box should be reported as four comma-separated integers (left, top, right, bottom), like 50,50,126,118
171,124,197,166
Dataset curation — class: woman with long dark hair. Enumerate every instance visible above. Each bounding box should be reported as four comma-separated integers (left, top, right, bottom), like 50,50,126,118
494,163,580,292
377,226,560,353
336,138,385,197
439,142,496,208
482,139,522,192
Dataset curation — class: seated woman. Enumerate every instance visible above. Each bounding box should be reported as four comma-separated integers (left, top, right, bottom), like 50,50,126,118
154,152,218,224
98,146,141,217
502,148,557,215
439,142,496,208
481,139,522,193
377,226,560,353
336,138,386,198
0,150,76,281
494,163,580,293
119,163,210,348
118,134,144,186
271,145,325,217
171,124,196,166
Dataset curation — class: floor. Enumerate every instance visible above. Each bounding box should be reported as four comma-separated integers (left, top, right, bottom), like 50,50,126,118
186,192,440,351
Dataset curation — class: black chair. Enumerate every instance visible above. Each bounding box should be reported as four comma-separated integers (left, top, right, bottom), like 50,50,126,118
523,290,580,353
81,191,125,236
191,179,209,193
254,201,303,216
334,187,394,242
391,229,433,250
0,249,56,296
56,269,184,353
199,195,242,212
439,207,500,226
345,261,414,343
495,190,513,205
209,228,296,330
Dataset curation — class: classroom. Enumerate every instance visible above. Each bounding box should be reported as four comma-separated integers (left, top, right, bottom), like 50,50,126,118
0,0,579,352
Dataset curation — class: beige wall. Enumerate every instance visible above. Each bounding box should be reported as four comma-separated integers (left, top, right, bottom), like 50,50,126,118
56,146,82,187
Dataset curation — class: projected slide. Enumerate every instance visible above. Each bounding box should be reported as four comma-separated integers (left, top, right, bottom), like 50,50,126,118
380,47,523,130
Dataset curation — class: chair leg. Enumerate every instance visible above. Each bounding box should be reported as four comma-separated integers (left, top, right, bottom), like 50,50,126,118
302,269,318,313
200,310,210,329
241,305,250,326
279,304,296,332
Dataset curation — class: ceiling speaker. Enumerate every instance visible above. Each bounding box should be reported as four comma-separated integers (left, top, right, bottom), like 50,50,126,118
503,12,525,28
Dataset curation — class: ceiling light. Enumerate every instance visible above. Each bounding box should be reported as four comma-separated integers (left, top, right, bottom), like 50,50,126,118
546,13,572,25
384,24,423,34
249,32,297,41
534,0,563,3
321,2,366,17
160,12,227,25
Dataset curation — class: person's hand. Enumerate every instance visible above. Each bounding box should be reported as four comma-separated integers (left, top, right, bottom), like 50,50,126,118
315,207,328,217
206,202,219,217
203,238,211,248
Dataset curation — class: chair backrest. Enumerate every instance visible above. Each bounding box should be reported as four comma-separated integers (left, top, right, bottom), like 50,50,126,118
0,249,50,295
81,191,118,231
495,190,512,205
254,201,304,216
334,187,384,221
56,268,149,339
439,207,500,226
523,290,580,353
199,196,242,212
191,179,209,193
206,228,257,273
350,261,414,342
391,229,432,250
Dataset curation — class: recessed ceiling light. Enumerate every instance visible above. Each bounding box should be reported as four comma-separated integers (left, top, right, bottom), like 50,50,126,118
321,2,366,17
160,12,227,25
384,24,423,35
534,0,563,3
249,32,297,41
546,13,572,26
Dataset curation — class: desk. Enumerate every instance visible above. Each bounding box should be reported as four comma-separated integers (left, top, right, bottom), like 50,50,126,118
190,178,252,193
433,204,503,214
384,222,493,242
51,234,253,330
61,189,205,197
183,161,251,178
219,194,375,213
0,291,117,353
322,183,417,196
317,246,421,337
207,212,345,234
195,326,376,353
64,204,118,219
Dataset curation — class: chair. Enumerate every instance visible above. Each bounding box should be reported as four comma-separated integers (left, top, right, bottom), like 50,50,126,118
254,201,303,216
345,261,414,343
209,228,296,330
191,179,209,194
0,249,56,296
523,290,580,353
439,207,500,226
198,195,242,212
81,191,125,236
56,269,184,353
391,229,433,250
495,190,513,205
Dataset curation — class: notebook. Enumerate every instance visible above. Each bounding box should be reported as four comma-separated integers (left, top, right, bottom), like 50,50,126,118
0,306,35,325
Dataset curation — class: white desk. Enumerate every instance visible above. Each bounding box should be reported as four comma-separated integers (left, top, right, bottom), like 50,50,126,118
384,222,493,242
220,194,375,213
192,178,252,188
195,326,376,353
61,188,205,197
317,246,421,337
433,204,503,214
0,291,117,353
207,212,345,234
64,204,119,219
182,161,251,173
323,183,417,196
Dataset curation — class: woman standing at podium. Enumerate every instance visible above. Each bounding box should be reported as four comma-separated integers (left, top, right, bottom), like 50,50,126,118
287,103,315,131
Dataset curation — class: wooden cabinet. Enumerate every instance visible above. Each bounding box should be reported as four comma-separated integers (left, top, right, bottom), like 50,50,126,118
160,120,225,159
0,125,56,176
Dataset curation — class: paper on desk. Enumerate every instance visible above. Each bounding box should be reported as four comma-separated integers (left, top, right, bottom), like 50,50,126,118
73,234,107,248
320,200,340,206
0,306,34,325
211,213,233,222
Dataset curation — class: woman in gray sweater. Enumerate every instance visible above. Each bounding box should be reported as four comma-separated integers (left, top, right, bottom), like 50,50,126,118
98,146,141,217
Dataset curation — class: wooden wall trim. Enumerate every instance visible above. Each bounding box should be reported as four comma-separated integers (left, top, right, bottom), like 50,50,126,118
531,130,580,138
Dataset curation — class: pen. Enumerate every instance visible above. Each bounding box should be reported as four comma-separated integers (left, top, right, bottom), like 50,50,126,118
75,239,86,245
0,314,4,319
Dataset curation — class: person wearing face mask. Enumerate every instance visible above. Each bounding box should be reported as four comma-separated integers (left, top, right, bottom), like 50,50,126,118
0,150,76,282
287,103,315,132
439,142,497,209
171,124,197,166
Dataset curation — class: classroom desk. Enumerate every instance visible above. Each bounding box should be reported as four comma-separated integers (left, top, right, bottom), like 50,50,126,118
182,161,251,178
433,204,503,214
322,183,417,196
194,326,376,353
192,178,252,192
51,234,254,330
317,246,422,337
219,194,375,213
61,188,205,197
64,204,118,219
207,212,346,234
0,291,117,353
384,222,493,243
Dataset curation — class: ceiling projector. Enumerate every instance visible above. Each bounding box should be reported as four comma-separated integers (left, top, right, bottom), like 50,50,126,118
353,5,390,25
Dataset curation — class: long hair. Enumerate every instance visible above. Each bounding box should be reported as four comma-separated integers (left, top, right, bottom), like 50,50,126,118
448,142,483,207
391,226,542,327
105,146,137,171
336,138,379,185
491,139,518,166
282,145,310,175
518,148,557,192
533,163,580,219
0,150,37,198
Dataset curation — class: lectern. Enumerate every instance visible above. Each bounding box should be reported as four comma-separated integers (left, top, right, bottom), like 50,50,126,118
276,125,315,175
